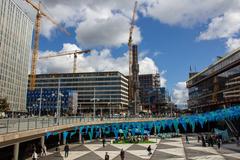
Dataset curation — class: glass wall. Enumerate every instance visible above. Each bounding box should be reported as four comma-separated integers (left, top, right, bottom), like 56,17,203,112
188,62,240,108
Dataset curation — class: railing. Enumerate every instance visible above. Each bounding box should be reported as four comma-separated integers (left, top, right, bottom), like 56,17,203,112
0,116,163,135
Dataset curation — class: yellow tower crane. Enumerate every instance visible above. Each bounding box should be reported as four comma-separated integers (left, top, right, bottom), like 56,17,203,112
128,1,138,102
39,50,92,73
25,0,70,90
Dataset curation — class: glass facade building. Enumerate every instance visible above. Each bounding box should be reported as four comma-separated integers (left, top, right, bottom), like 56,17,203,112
27,71,128,115
0,0,33,112
187,48,240,112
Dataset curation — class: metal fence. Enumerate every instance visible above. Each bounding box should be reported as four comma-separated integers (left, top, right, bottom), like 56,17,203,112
0,116,162,135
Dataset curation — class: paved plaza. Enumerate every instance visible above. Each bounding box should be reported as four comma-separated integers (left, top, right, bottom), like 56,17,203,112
36,136,240,160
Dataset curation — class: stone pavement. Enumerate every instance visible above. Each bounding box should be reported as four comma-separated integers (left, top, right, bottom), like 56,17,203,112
37,136,240,160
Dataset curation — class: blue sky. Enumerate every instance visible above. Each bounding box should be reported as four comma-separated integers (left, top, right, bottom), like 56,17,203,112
33,0,240,105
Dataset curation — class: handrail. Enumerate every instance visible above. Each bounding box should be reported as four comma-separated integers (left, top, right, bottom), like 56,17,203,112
0,116,165,135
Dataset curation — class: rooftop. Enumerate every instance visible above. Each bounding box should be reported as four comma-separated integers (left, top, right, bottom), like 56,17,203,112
187,47,240,82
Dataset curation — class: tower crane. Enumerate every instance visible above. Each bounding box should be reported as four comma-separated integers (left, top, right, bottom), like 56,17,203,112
39,50,91,73
25,0,70,90
128,1,138,103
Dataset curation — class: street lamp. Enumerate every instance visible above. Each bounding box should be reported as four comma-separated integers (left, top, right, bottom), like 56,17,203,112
37,88,46,117
108,95,112,118
90,88,99,119
52,92,64,117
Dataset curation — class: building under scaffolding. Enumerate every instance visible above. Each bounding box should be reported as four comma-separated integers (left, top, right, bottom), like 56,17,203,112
129,45,141,114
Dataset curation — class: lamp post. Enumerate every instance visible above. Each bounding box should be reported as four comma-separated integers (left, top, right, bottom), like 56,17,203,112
91,88,99,119
51,80,64,118
108,95,111,118
79,103,81,115
37,88,46,117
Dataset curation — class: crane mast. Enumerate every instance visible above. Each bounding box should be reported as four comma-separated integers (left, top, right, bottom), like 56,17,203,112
30,7,41,91
128,1,138,105
25,0,70,90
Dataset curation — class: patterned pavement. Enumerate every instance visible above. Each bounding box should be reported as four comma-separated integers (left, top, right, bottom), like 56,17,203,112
38,136,240,160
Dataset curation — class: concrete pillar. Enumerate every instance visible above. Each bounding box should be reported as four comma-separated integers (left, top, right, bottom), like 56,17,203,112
63,139,66,145
59,133,62,145
99,128,102,139
63,133,66,145
154,126,156,136
13,143,19,160
41,136,45,147
79,133,82,144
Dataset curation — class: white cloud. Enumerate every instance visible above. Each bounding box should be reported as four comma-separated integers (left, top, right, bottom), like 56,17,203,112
75,14,141,48
140,0,234,27
199,11,240,40
31,0,240,50
196,2,240,51
226,38,240,51
172,82,188,107
37,43,160,76
159,71,167,88
36,0,142,47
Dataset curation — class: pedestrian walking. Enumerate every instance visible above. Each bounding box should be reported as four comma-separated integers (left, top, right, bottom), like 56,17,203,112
120,148,125,160
147,145,152,155
105,152,110,160
64,144,70,157
186,135,189,144
197,135,200,143
32,151,38,160
236,136,240,147
201,135,206,147
209,136,214,147
103,137,106,147
217,138,221,150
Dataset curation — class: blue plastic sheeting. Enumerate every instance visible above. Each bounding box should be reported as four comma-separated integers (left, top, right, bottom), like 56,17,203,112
63,131,68,141
214,128,229,142
45,106,240,141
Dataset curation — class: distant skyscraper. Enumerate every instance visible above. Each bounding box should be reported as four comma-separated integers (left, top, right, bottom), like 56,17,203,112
0,0,33,112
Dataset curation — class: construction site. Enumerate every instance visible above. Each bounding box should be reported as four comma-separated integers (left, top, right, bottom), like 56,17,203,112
18,0,172,116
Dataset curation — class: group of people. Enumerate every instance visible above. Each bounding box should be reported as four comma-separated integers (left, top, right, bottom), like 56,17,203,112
31,144,47,160
114,135,150,144
104,146,151,160
197,134,222,149
103,149,125,160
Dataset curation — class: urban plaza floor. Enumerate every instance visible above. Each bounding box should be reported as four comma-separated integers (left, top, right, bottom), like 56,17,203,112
28,135,240,160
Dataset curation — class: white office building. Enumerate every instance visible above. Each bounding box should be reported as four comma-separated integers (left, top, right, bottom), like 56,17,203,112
0,0,33,112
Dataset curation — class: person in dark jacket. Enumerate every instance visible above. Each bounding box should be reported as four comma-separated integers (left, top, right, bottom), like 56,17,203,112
186,135,189,144
120,149,125,160
147,145,152,155
201,135,206,147
217,138,221,149
103,137,106,147
105,152,109,160
64,144,70,157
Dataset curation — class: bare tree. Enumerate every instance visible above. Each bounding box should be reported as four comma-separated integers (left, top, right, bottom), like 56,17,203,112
0,97,10,112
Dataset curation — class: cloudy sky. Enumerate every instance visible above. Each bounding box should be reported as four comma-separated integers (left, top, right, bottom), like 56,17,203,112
24,0,240,107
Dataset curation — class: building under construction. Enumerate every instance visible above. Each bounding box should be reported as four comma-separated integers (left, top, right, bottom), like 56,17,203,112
128,45,141,114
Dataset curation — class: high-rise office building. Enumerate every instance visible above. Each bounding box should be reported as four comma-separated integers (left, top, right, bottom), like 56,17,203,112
0,0,33,112
27,71,128,115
